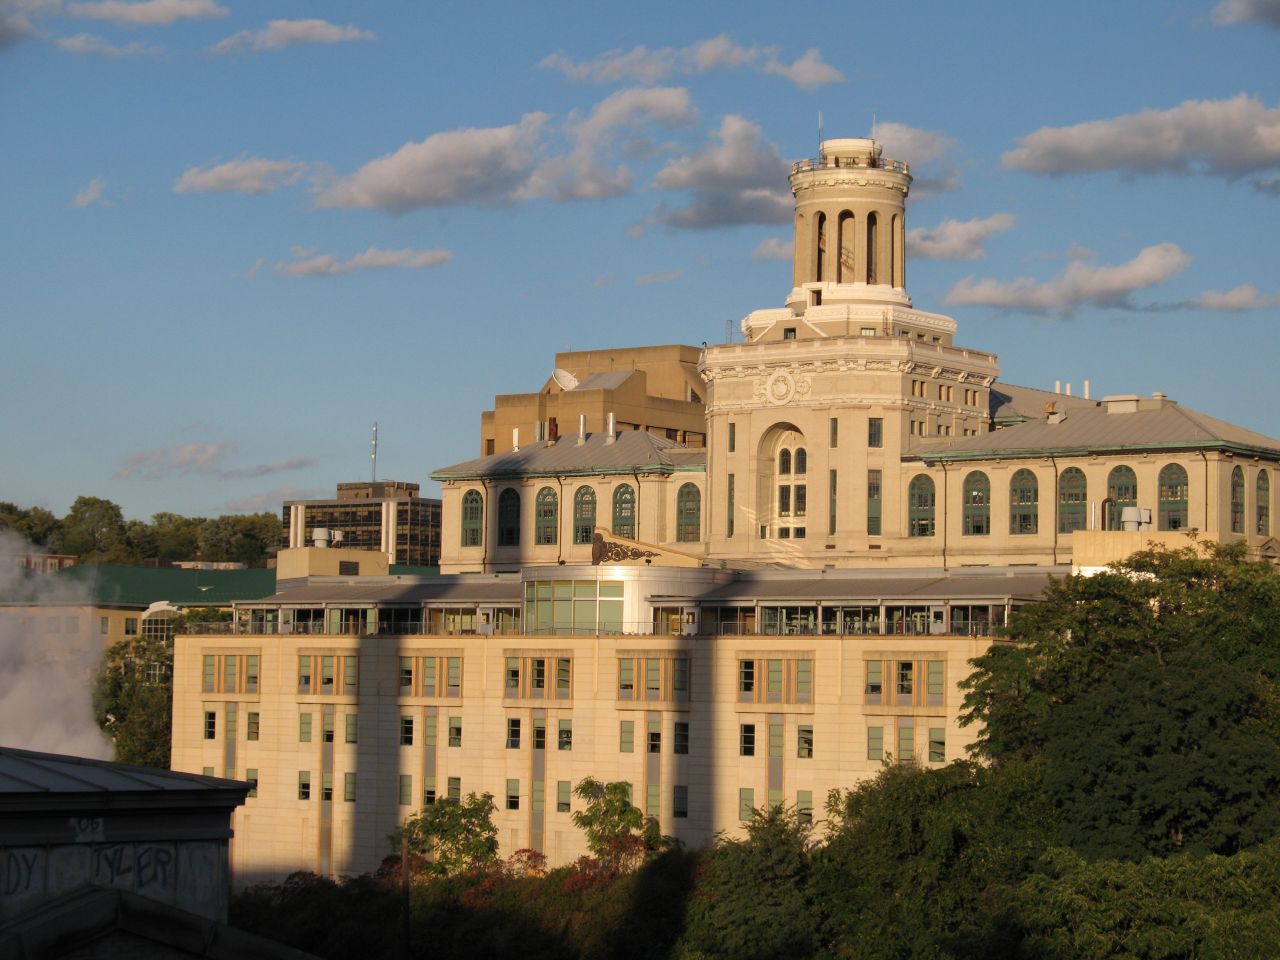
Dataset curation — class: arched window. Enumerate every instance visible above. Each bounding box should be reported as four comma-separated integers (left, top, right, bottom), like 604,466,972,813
573,486,596,545
676,483,701,543
1105,466,1137,530
535,487,558,545
908,474,935,537
1058,468,1087,533
612,484,636,539
815,212,826,283
1158,464,1189,531
837,211,854,283
962,471,990,536
794,448,807,475
1010,469,1039,535
778,449,792,475
866,212,878,284
890,213,900,287
1258,471,1270,536
1231,466,1245,534
497,489,520,546
461,490,483,547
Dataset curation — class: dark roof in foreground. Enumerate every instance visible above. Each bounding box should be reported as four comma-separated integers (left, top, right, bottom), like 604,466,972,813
432,431,706,480
0,746,245,798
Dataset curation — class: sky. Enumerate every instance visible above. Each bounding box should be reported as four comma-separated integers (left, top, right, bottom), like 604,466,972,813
2,0,1279,522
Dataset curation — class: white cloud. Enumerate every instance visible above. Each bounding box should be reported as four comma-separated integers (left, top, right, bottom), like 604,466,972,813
71,176,107,207
539,35,841,90
762,48,843,90
908,213,1015,261
636,268,682,285
1003,94,1280,193
317,113,549,212
115,441,316,480
751,237,791,261
1193,283,1280,310
56,32,158,56
211,18,373,55
66,0,225,25
241,256,266,280
174,157,309,195
652,115,791,228
944,243,1191,315
0,14,34,50
871,121,960,196
1212,0,1280,28
275,246,453,278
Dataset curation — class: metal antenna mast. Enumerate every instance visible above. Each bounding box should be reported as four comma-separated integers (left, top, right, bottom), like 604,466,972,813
370,422,378,482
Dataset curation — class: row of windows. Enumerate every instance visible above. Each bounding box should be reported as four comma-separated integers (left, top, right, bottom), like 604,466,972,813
738,721,814,759
201,654,259,694
737,658,814,704
617,656,692,701
463,483,702,547
202,709,260,741
297,655,359,695
729,419,884,455
865,659,945,706
866,721,946,764
396,656,463,698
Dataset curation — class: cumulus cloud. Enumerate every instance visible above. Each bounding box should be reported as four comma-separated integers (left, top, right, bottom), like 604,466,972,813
1002,94,1280,193
0,13,34,50
114,442,316,480
1193,283,1280,310
751,237,792,260
539,35,841,90
71,176,107,207
636,268,683,285
174,157,309,194
275,246,453,278
908,213,1015,261
1212,0,1280,28
651,115,791,229
56,32,158,56
871,121,960,196
66,0,226,25
317,113,550,212
211,18,373,55
944,243,1191,315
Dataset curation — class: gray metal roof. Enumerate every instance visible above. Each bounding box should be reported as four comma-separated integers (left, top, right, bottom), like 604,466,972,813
0,747,244,796
694,569,1058,603
990,382,1099,423
432,430,706,480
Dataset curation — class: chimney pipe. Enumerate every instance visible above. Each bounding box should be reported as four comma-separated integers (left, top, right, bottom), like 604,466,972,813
512,427,519,452
606,412,616,445
1065,382,1072,397
577,413,587,446
1055,380,1061,394
1083,379,1091,400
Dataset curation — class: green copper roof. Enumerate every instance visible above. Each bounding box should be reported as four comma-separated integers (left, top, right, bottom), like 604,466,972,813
47,564,276,607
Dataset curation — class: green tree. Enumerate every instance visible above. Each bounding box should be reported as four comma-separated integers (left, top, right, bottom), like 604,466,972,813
571,777,668,870
55,496,132,562
92,632,173,768
391,792,498,877
680,805,817,960
150,511,204,561
0,502,60,547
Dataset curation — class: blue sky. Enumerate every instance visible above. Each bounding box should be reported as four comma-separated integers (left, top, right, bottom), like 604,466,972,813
3,0,1279,521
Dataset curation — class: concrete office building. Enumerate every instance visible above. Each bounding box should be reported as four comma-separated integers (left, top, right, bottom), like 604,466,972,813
173,135,1280,883
283,481,442,569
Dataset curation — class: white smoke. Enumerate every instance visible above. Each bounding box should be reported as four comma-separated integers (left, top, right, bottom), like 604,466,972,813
0,529,113,759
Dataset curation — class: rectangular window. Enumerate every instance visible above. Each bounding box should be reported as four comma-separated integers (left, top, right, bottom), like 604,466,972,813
321,773,332,802
202,655,215,692
344,713,358,744
423,714,437,747
298,771,310,800
727,473,735,538
344,772,357,802
896,661,914,703
868,418,883,448
203,711,216,740
557,780,571,813
740,723,755,756
399,775,412,805
246,655,259,693
100,616,109,635
674,721,689,755
505,657,520,693
320,656,334,693
798,724,813,759
298,656,312,693
648,720,661,754
830,417,838,448
532,780,544,813
322,713,334,743
778,484,791,517
867,470,882,535
868,726,884,761
619,658,634,696
558,719,573,751
673,658,690,695
532,658,546,693
646,783,660,817
797,790,813,825
794,484,807,518
738,659,755,696
927,661,944,706
424,776,437,805
246,769,258,798
446,657,461,695
506,717,521,749
556,658,571,697
619,720,634,753
645,658,660,697
447,776,461,802
400,657,414,692
829,469,837,535
929,727,946,764
767,659,782,696
898,723,914,763
343,657,358,694
423,658,437,695
506,778,520,811
865,661,883,704
768,721,783,758
768,788,783,810
299,713,312,743
673,784,689,819
728,421,736,453
739,787,754,822
247,712,260,742
125,617,138,636
448,717,462,748
797,659,813,701
400,716,414,746
533,718,546,750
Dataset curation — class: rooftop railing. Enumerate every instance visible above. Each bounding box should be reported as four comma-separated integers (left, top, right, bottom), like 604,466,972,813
791,156,910,176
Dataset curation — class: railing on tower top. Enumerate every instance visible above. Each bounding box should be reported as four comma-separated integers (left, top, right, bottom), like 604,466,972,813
791,156,910,176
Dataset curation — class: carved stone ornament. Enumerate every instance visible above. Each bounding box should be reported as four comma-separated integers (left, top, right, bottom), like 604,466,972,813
592,532,661,565
754,370,813,405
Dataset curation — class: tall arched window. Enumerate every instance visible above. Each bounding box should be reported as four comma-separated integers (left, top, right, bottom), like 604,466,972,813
573,486,596,545
676,483,701,542
1105,466,1137,530
837,211,854,283
497,488,520,546
461,490,483,547
794,448,807,475
1010,469,1039,535
1258,471,1270,536
866,212,878,284
778,449,792,475
1231,466,1245,534
612,484,636,539
535,487,558,545
908,474,935,537
1058,467,1087,533
1158,464,1189,531
962,471,990,536
815,212,826,283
